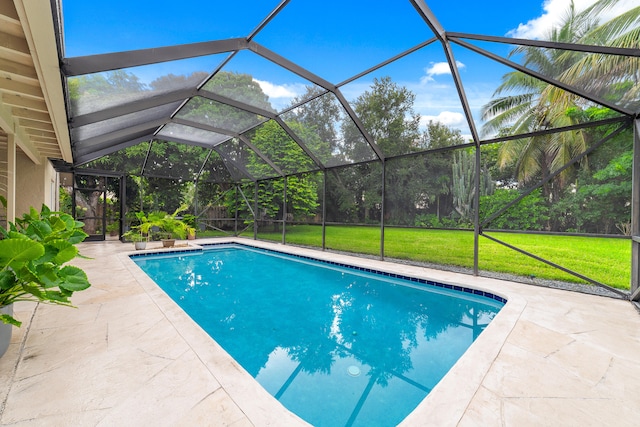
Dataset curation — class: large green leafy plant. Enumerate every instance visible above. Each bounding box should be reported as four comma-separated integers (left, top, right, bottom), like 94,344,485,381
0,200,91,327
131,204,194,240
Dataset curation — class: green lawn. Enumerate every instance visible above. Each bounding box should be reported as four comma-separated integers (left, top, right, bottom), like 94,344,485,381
198,229,236,238
238,224,631,290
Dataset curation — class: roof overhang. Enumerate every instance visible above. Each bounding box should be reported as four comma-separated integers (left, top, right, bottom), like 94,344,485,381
0,0,71,163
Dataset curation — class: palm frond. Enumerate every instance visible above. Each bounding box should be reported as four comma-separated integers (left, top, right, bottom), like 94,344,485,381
510,108,539,133
578,0,620,24
583,6,640,44
608,25,640,49
497,138,528,168
481,93,535,119
493,71,547,96
481,100,535,136
517,137,547,183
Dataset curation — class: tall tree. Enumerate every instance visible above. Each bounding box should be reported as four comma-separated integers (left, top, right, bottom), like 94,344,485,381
420,121,467,221
344,76,421,158
201,71,275,113
334,77,422,223
288,86,341,164
236,120,322,224
481,0,640,200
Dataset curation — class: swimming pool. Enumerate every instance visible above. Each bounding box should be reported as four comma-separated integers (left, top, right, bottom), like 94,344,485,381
132,244,505,426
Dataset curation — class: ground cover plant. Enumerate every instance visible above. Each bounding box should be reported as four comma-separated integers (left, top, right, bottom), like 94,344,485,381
245,225,630,290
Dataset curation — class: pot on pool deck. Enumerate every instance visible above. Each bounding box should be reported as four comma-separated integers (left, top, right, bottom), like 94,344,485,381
0,304,13,358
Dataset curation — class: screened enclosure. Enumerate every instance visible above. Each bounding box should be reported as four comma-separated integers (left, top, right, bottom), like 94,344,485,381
51,0,640,300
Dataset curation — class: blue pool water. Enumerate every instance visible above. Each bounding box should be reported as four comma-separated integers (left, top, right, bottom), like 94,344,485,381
132,244,504,426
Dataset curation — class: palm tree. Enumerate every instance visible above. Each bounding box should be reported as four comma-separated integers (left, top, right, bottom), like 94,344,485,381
481,0,640,200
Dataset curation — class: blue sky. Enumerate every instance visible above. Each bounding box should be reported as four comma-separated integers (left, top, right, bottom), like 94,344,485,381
61,0,634,138
62,1,549,57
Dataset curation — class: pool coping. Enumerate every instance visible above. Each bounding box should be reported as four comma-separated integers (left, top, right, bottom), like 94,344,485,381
120,237,526,426
130,240,508,305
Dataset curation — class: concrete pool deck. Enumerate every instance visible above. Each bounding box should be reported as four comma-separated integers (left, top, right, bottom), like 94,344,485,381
1,237,639,426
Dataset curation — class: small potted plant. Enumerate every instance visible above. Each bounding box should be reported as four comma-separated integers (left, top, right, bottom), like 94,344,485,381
122,211,150,249
0,199,92,357
182,214,197,240
122,228,148,250
106,221,119,237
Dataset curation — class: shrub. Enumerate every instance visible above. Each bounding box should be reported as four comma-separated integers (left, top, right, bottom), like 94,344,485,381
479,188,549,231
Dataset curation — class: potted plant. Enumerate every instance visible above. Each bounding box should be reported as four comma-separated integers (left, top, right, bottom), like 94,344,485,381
0,199,92,357
182,214,197,240
106,221,119,237
135,205,195,248
122,211,150,249
159,232,176,247
122,228,148,250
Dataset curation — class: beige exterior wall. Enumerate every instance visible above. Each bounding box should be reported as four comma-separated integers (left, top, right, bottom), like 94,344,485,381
15,152,58,217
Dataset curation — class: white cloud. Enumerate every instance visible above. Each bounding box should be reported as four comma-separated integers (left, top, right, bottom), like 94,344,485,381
507,0,638,39
421,111,466,127
251,79,309,111
253,78,303,99
426,62,453,76
421,61,465,83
